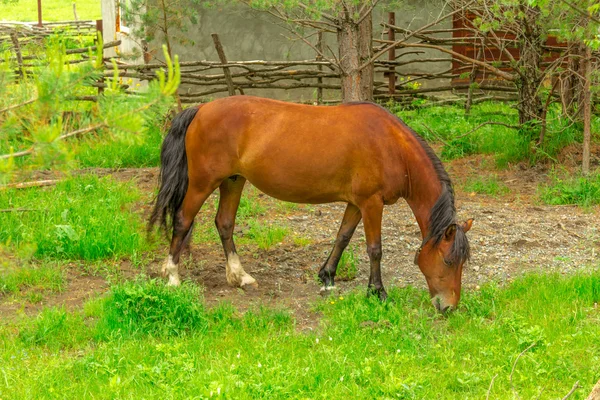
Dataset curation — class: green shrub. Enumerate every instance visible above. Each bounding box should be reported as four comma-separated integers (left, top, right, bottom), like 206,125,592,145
96,278,207,339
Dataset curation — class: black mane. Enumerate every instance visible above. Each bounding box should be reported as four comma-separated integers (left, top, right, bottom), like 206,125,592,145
347,102,470,264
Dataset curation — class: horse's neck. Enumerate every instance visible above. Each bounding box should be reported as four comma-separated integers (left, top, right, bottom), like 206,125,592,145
404,159,443,241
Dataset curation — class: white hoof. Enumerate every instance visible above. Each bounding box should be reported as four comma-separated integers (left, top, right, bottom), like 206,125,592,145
162,255,181,286
240,273,258,288
320,285,337,293
225,253,258,288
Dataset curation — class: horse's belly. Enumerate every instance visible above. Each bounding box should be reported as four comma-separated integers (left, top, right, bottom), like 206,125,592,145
242,169,350,204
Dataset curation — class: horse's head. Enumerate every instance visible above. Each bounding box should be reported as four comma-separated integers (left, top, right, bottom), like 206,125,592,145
415,218,473,313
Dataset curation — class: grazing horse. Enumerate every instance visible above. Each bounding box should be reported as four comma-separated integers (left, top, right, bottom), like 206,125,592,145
149,96,473,313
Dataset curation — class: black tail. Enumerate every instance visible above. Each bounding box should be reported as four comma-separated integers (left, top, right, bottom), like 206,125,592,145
149,106,200,234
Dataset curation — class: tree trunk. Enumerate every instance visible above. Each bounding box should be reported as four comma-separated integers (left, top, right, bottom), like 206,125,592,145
562,43,583,119
516,5,543,128
582,44,591,175
337,9,373,102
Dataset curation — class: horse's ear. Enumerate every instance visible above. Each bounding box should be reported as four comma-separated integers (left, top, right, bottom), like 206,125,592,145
461,218,474,233
444,224,457,241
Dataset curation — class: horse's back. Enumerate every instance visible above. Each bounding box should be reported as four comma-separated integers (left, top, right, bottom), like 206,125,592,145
187,96,408,204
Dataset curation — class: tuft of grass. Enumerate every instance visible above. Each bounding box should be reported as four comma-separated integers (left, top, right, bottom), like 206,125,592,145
19,306,90,349
244,219,288,251
337,245,358,281
0,174,150,260
96,278,207,339
539,170,600,207
0,262,65,295
237,192,266,220
463,174,510,196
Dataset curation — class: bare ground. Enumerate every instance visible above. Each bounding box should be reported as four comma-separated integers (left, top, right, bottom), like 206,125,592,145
1,152,599,326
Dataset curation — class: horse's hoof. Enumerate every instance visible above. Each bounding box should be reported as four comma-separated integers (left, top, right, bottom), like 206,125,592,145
240,274,258,289
367,286,388,302
167,274,181,286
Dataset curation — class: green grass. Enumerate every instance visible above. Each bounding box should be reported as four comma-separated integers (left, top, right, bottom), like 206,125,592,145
0,271,599,398
1,0,101,22
337,245,358,281
0,261,65,295
0,174,150,260
75,125,163,168
539,170,600,207
463,174,510,196
243,219,289,251
394,102,587,167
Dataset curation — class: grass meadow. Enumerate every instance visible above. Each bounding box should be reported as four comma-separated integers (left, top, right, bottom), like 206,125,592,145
1,95,599,398
0,273,599,398
1,0,101,22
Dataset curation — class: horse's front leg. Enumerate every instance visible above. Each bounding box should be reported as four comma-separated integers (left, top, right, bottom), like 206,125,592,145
360,197,387,301
318,203,361,291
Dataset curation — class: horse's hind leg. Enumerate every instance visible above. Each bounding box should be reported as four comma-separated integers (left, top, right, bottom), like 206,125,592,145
360,197,387,301
318,203,361,291
215,176,257,288
163,179,217,286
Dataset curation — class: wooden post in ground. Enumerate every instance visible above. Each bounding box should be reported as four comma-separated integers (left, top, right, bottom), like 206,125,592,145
10,32,23,78
582,44,591,175
388,12,396,96
211,33,237,96
316,31,324,104
37,0,43,27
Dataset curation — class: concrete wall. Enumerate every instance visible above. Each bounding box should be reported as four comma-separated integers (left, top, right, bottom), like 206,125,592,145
147,1,452,100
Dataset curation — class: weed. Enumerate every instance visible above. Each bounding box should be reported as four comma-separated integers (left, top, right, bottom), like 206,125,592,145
0,174,150,260
539,170,600,207
292,236,312,247
244,219,288,251
337,245,358,281
96,278,207,339
237,192,266,220
463,174,510,196
19,306,90,349
0,262,65,295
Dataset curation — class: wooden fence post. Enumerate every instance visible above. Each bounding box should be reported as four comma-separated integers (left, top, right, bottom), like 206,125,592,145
10,32,24,78
388,12,396,96
37,0,43,27
211,33,237,96
316,31,324,104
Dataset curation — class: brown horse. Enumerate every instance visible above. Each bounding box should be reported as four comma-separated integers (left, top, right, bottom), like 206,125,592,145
149,96,473,313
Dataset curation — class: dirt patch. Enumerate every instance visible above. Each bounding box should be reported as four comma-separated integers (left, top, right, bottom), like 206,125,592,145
2,161,598,328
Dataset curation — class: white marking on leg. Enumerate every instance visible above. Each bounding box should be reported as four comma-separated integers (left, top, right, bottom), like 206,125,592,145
225,253,257,288
320,285,337,293
162,255,181,286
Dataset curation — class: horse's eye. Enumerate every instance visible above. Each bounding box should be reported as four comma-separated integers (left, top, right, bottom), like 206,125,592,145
443,258,452,267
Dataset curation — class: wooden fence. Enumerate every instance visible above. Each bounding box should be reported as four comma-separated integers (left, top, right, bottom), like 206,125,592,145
0,13,576,105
